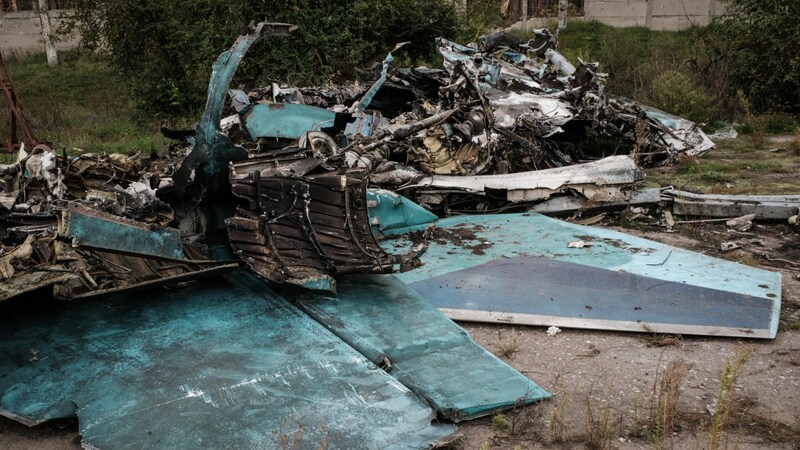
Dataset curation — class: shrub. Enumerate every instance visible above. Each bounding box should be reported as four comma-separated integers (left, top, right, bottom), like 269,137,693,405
651,70,714,125
62,0,462,117
706,0,800,114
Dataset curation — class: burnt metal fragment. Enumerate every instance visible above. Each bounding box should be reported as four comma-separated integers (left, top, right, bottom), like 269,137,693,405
228,169,401,291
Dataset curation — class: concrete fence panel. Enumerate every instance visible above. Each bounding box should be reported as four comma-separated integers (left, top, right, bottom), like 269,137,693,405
0,10,79,54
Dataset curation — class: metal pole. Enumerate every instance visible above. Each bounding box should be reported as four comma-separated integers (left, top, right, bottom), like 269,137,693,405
0,51,38,152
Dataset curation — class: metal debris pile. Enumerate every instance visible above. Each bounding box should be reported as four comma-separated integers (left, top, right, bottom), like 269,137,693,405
0,22,794,300
213,28,714,214
0,145,236,301
235,30,714,169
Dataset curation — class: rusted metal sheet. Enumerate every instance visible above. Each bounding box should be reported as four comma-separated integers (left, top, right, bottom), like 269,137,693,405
228,169,402,291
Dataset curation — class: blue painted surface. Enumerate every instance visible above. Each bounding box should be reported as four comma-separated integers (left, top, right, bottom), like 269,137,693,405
390,213,781,300
412,255,773,333
344,111,381,137
290,274,551,421
177,23,294,195
386,213,781,338
66,209,184,260
367,189,438,237
243,103,336,140
0,272,455,449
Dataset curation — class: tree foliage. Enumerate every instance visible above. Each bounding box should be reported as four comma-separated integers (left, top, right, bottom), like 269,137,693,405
708,0,800,113
63,0,467,117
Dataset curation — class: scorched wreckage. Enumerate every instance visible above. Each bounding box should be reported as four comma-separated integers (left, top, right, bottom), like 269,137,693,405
0,21,790,449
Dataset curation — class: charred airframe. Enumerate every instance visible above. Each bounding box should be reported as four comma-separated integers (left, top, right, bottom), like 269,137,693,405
0,21,788,448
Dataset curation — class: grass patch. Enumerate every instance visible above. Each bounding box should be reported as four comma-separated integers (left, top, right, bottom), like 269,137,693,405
645,136,800,195
779,302,800,332
584,392,617,450
492,412,510,430
707,345,753,450
738,113,799,135
496,330,521,359
1,50,190,155
649,359,690,449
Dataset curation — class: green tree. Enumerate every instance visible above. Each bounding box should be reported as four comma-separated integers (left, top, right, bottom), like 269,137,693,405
63,0,462,117
708,0,800,113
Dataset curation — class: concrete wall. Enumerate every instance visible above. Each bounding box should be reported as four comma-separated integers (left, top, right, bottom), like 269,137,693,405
584,0,725,30
0,10,79,54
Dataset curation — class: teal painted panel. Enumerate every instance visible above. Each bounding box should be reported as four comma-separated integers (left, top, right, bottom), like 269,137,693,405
389,213,781,301
0,272,454,449
290,274,551,422
412,255,777,338
66,209,184,260
386,213,781,338
367,189,438,237
243,103,336,140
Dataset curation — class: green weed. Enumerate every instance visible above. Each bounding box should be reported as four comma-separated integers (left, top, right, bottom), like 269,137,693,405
1,51,181,155
707,345,754,450
492,412,510,430
650,360,690,449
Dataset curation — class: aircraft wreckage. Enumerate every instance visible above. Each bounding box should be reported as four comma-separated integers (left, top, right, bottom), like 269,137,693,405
0,21,792,448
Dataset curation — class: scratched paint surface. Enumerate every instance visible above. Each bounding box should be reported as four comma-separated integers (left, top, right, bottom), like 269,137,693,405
66,209,184,260
0,272,454,449
389,213,781,301
410,255,777,338
243,103,336,140
290,274,551,421
385,213,781,338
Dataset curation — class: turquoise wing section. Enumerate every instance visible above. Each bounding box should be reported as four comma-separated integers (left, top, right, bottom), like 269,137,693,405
64,207,184,260
0,272,454,449
367,189,438,237
289,274,551,422
386,213,781,339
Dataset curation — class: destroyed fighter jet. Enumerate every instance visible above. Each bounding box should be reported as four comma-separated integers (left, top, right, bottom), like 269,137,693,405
0,20,786,449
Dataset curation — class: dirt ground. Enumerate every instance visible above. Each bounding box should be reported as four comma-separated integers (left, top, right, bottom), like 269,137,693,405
455,221,800,450
1,218,798,449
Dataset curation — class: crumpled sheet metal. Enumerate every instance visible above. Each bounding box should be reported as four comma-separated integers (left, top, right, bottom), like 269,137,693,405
208,27,714,208
0,201,236,302
640,104,715,157
0,272,456,449
433,33,714,165
173,22,296,196
413,155,640,202
228,169,400,291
